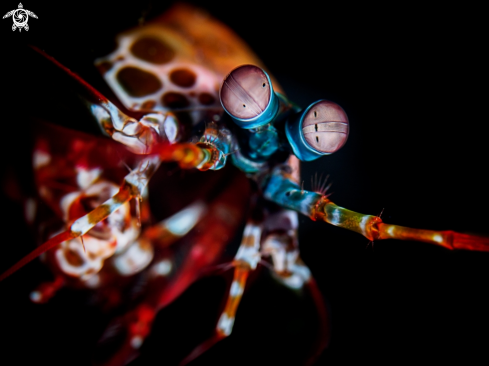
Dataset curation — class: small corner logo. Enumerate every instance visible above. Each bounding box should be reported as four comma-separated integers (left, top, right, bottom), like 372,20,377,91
3,3,38,31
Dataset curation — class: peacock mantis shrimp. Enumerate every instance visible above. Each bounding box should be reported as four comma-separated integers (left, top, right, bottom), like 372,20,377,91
1,1,487,365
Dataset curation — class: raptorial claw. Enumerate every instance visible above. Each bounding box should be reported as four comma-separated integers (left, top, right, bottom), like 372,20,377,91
0,157,158,282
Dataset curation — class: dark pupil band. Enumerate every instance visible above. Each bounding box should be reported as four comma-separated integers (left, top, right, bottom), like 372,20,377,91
302,122,348,135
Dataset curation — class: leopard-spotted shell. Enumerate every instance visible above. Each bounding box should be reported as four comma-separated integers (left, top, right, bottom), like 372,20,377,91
95,4,283,125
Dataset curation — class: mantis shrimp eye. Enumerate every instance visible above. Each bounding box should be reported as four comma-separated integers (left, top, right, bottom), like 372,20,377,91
220,65,279,129
302,100,349,153
286,100,349,161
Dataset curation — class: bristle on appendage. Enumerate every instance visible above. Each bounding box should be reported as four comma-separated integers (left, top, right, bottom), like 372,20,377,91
80,235,86,253
366,208,385,249
311,172,331,196
378,208,384,218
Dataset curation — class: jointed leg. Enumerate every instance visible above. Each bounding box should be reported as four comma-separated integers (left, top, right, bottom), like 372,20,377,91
181,222,261,365
0,156,159,282
261,209,329,366
0,138,233,282
96,174,250,366
264,168,489,251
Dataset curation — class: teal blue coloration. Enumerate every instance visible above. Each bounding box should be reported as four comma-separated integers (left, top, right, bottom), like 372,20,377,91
200,126,232,170
231,149,266,174
285,101,327,161
221,69,279,129
227,94,298,173
263,168,322,216
248,125,279,159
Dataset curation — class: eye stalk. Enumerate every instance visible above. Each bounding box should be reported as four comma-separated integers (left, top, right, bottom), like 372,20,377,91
286,100,349,161
220,65,279,129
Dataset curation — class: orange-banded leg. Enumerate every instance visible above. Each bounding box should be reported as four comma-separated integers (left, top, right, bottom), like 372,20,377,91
181,222,262,365
0,157,155,282
28,179,141,301
311,197,489,250
261,209,329,366
95,173,250,366
264,168,489,251
0,142,220,282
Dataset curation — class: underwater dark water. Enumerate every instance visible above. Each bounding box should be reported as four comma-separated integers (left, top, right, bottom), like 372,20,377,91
1,1,487,365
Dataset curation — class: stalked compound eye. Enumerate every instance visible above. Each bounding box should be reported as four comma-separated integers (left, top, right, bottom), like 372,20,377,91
220,65,279,129
285,100,349,161
302,101,349,153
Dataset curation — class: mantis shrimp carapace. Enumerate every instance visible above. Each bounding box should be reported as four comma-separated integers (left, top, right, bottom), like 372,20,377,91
1,2,487,365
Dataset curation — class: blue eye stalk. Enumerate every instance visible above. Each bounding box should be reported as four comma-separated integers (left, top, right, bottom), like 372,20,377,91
220,65,282,129
286,100,349,161
220,65,349,169
219,65,297,172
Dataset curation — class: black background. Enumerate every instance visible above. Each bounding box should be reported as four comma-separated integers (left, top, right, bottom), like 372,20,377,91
1,1,488,365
